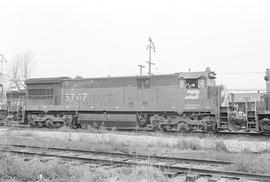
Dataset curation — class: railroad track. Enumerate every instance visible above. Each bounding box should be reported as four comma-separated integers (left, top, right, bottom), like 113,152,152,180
0,124,265,138
0,120,266,136
1,144,270,181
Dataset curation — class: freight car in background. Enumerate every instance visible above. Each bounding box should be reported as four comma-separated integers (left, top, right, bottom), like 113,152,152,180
0,90,26,122
4,67,270,134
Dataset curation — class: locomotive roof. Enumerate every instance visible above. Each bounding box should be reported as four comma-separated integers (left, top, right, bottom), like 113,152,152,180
25,69,215,84
63,74,177,81
178,71,216,79
62,71,215,81
25,77,71,85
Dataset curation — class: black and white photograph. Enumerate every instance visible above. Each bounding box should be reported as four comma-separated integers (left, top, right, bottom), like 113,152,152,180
0,0,270,181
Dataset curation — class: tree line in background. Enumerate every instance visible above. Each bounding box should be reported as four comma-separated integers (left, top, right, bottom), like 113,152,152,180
7,50,34,91
5,51,81,91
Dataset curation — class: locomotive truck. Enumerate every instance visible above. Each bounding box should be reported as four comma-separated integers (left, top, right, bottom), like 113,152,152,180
2,67,270,134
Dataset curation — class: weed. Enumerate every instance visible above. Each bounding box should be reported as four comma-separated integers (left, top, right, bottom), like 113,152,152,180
81,166,169,182
226,156,270,174
58,125,72,132
176,138,202,150
212,140,228,152
0,154,177,182
121,165,169,182
18,132,35,138
0,154,83,182
85,125,107,133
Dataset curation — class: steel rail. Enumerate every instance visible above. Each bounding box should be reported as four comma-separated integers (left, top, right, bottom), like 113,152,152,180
7,144,233,165
1,148,270,181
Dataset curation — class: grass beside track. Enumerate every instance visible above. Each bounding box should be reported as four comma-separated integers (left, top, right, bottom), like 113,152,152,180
0,128,232,157
227,157,270,174
1,147,270,180
0,153,184,182
1,128,270,181
1,128,270,160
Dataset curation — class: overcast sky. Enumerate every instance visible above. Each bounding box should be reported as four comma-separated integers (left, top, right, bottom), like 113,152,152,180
0,0,270,90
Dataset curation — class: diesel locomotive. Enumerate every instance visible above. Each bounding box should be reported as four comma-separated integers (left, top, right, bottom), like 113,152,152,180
2,67,270,134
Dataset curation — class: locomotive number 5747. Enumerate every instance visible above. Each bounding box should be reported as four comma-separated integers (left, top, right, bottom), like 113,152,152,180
64,93,88,103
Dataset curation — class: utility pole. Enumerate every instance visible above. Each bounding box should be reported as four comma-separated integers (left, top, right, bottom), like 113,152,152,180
0,54,7,73
146,37,155,76
138,65,145,76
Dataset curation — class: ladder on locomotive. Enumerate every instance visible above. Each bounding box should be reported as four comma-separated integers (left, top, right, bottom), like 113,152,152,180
246,100,259,131
219,102,259,131
16,96,25,124
218,106,230,129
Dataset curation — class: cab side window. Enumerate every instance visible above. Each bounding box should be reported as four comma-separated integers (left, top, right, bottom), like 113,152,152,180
186,79,198,88
198,79,205,88
179,80,185,88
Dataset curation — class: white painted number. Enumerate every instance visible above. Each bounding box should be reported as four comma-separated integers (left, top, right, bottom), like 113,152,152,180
64,93,88,103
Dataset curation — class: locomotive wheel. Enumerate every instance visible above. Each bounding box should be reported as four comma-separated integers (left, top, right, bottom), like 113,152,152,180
35,121,43,128
29,120,36,128
64,118,71,127
92,122,100,129
201,116,216,132
158,124,167,132
211,122,218,132
29,122,35,128
151,124,159,131
45,119,54,128
138,113,148,127
259,125,264,133
177,122,190,132
53,122,63,128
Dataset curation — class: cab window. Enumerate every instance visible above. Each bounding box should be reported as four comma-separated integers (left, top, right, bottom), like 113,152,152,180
186,79,198,88
198,79,205,88
179,80,184,88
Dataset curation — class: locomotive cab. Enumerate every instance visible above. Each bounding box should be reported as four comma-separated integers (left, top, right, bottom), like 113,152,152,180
155,67,219,132
177,67,217,114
